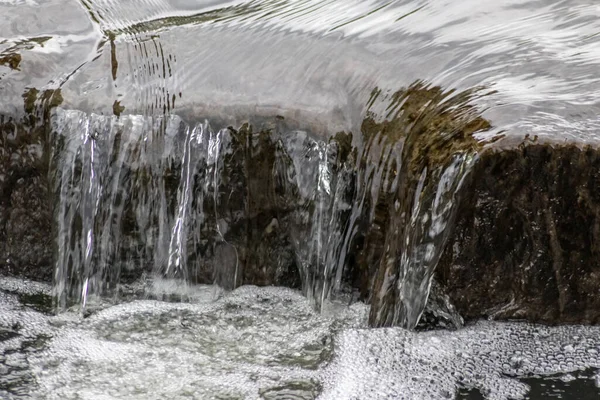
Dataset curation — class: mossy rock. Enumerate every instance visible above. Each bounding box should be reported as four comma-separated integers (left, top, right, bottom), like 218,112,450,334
0,53,21,70
344,82,493,327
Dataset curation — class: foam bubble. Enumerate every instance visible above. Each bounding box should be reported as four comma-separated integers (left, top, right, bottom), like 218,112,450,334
24,284,366,399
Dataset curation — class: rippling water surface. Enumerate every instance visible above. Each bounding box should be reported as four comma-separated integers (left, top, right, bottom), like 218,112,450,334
3,0,600,138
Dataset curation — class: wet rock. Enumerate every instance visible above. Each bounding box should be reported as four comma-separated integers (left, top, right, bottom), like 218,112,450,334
416,279,464,331
0,89,62,282
345,83,600,328
437,142,600,325
187,122,303,290
2,80,600,329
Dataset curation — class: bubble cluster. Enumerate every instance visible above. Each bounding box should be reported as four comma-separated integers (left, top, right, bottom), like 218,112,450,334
20,283,367,399
321,321,600,399
0,278,51,296
1,281,54,399
3,276,600,399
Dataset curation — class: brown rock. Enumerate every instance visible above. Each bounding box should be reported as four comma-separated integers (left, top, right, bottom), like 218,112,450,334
437,143,600,325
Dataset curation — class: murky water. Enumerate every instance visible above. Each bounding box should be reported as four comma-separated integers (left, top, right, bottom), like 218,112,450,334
3,0,600,398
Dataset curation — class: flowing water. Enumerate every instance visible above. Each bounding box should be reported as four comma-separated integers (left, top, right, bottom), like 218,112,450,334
3,0,600,398
2,277,600,399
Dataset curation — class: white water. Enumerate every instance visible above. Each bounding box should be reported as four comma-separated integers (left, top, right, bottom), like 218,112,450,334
2,277,600,399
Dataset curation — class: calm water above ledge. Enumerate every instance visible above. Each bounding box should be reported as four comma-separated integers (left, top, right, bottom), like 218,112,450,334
2,0,600,143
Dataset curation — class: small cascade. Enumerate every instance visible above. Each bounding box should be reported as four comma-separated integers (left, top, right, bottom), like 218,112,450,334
51,110,230,309
372,153,477,328
367,83,491,329
49,82,492,329
280,132,354,309
51,111,103,309
393,153,476,327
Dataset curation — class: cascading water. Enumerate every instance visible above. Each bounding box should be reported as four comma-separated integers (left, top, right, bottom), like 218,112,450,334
282,132,355,309
50,81,489,330
51,110,233,308
363,84,492,328
50,108,353,311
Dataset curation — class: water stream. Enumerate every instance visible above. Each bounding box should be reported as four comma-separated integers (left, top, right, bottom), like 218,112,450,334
50,79,484,329
3,0,600,398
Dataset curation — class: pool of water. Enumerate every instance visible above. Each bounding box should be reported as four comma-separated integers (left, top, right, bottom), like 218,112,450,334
1,276,600,399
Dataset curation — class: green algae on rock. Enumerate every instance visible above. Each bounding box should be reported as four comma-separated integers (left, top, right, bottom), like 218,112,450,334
314,81,490,328
108,31,119,81
347,81,493,328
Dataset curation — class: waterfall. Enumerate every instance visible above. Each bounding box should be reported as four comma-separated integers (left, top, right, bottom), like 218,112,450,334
50,82,491,330
366,83,491,329
369,153,477,328
281,132,354,309
51,110,102,309
51,110,230,308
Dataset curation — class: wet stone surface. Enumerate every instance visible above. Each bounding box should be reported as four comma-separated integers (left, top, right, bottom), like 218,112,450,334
5,84,600,330
438,144,600,325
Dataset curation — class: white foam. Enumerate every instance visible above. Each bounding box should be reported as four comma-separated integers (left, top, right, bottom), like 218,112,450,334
321,321,600,400
0,277,51,296
3,276,600,399
25,285,366,399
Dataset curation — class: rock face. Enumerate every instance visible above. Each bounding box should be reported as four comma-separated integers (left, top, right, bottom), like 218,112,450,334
0,89,62,282
437,143,600,325
49,114,313,307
